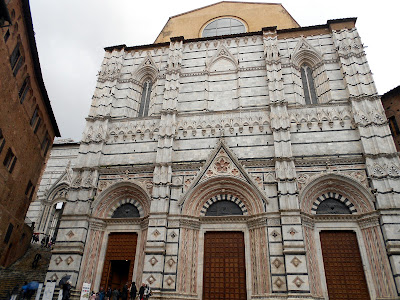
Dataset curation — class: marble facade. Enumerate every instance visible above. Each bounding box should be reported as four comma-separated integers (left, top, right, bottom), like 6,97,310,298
28,4,400,299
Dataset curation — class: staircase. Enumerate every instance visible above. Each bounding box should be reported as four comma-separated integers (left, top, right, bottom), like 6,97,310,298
0,243,52,300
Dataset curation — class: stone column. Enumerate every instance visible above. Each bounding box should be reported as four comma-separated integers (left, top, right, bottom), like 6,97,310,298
77,219,106,288
332,26,400,295
142,37,182,294
263,27,311,296
248,217,270,297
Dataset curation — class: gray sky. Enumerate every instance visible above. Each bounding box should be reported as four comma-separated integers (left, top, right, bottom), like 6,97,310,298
30,0,400,141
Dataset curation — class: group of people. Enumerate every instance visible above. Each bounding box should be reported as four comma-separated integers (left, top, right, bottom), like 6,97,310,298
91,282,151,300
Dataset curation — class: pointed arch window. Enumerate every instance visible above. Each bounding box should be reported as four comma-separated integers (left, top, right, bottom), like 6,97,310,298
48,202,64,241
138,79,152,117
300,64,318,105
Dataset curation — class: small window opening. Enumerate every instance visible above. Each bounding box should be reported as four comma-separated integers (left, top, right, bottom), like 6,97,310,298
4,29,10,42
0,129,5,154
388,116,400,136
301,64,318,105
138,79,152,117
3,148,17,173
19,77,29,103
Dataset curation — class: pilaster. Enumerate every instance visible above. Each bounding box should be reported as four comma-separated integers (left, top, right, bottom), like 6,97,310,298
263,27,310,296
332,27,400,294
143,37,183,293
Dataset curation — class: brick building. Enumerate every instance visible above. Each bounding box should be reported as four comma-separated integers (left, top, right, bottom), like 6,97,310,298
28,2,400,299
0,0,59,267
382,85,400,151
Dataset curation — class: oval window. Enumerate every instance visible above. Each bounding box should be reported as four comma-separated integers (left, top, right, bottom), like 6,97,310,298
202,18,246,38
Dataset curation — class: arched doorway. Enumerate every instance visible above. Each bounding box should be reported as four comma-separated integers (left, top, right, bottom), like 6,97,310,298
77,181,151,291
100,232,138,290
179,177,268,299
300,174,397,299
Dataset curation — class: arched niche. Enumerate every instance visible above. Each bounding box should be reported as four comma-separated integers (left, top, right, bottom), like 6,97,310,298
92,181,151,219
204,199,244,216
180,177,264,217
111,203,140,218
299,173,375,214
315,198,352,215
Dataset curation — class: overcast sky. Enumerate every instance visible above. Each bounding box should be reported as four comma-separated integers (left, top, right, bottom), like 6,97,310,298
30,0,400,141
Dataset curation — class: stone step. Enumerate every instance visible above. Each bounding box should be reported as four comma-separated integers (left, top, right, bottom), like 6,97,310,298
0,243,52,300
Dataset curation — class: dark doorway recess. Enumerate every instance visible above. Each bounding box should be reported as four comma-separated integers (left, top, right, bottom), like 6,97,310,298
100,232,138,290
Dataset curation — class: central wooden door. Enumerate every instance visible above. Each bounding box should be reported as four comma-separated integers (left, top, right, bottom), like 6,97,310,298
320,231,370,300
203,231,247,300
100,232,138,290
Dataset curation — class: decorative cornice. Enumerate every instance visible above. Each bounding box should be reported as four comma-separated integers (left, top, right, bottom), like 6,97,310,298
247,216,268,229
301,211,380,229
104,217,146,227
179,217,201,230
199,215,249,224
349,95,380,102
338,51,366,59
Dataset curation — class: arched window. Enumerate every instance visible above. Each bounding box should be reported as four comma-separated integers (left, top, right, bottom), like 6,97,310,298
112,203,140,218
300,64,318,105
205,200,243,216
48,202,64,241
316,199,352,215
202,18,246,38
138,79,152,117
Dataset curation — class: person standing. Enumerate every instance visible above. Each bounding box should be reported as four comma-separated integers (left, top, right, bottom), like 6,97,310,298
111,288,119,300
121,284,128,300
138,284,145,300
105,287,112,300
143,284,151,299
99,287,105,300
129,282,137,300
62,281,71,300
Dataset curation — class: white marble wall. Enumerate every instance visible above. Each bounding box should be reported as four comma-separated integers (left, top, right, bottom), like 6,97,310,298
36,26,400,299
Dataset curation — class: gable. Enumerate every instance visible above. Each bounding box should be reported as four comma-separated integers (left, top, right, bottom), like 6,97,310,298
178,139,267,208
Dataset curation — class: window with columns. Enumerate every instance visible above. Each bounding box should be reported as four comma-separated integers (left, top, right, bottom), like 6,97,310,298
138,79,152,117
300,63,318,105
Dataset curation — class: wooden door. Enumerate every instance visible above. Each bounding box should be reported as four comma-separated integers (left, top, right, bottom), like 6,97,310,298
203,231,247,300
100,232,138,289
320,231,370,300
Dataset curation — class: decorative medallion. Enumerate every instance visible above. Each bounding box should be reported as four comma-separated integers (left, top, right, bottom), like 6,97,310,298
206,170,214,176
293,276,304,288
147,275,156,284
270,230,280,238
215,157,230,173
166,276,174,286
149,256,158,266
272,258,282,269
66,230,75,238
288,228,297,236
167,258,176,267
152,229,161,238
55,256,63,265
291,257,302,267
66,256,74,265
274,277,284,288
169,231,177,239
